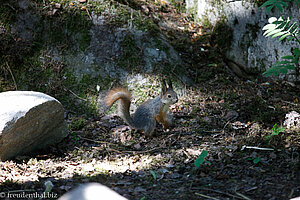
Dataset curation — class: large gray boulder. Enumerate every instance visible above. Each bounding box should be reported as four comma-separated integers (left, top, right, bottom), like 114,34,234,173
0,91,68,160
186,0,300,81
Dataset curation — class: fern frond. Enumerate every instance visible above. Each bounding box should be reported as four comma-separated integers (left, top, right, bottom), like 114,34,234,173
260,0,292,12
262,17,299,42
263,49,299,77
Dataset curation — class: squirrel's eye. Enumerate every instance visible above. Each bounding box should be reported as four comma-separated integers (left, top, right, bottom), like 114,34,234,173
167,94,171,98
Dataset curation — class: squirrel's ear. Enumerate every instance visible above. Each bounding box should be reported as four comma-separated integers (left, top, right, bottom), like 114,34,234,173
161,80,167,95
168,79,173,89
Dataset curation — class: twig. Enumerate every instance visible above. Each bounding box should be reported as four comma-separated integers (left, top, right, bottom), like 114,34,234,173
68,89,87,101
5,62,18,90
196,188,246,200
281,100,298,106
122,147,163,154
4,3,16,11
91,146,125,155
203,130,222,133
195,193,220,200
79,134,164,154
106,148,124,154
223,120,230,129
288,188,294,199
241,145,274,151
77,135,115,145
235,192,252,200
245,186,257,192
292,33,300,44
86,8,92,20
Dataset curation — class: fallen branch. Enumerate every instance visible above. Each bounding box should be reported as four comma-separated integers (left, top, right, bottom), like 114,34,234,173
68,89,87,102
195,188,248,200
5,62,18,90
122,147,164,154
78,135,115,145
85,8,92,20
235,192,252,200
241,145,274,151
195,192,219,200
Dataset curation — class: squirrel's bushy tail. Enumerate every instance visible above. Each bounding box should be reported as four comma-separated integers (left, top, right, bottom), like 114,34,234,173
105,88,134,127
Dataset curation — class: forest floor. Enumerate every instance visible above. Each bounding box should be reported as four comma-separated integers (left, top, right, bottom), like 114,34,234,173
1,75,299,200
1,0,300,200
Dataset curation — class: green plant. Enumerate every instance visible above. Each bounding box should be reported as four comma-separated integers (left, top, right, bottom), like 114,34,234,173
260,0,300,77
70,118,87,130
194,150,211,167
260,0,298,12
72,132,80,144
247,157,261,164
150,170,157,181
265,123,285,139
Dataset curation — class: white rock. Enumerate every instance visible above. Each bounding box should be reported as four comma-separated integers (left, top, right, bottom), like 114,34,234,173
284,111,300,130
58,183,127,200
0,91,68,160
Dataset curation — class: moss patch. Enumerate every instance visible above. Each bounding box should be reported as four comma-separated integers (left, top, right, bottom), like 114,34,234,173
118,33,145,72
211,18,233,52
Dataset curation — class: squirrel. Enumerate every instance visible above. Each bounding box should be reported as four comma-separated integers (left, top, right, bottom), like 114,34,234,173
105,80,178,137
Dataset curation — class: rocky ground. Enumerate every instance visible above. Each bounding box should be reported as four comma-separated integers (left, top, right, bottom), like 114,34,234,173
1,0,300,200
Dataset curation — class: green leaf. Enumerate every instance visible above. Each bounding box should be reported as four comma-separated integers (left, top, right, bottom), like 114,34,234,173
265,135,271,139
271,123,285,135
265,123,285,139
276,60,293,64
274,3,283,12
293,48,300,56
263,61,295,76
261,0,291,12
277,1,289,7
263,16,299,42
150,170,157,180
271,31,287,38
279,68,288,73
287,22,298,32
265,28,283,37
260,0,277,8
268,17,278,23
253,157,261,164
266,5,274,13
194,150,208,167
205,161,212,165
279,32,292,41
281,55,294,59
285,65,296,70
262,23,276,31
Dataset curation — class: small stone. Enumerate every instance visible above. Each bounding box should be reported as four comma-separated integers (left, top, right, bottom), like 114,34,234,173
134,143,141,150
